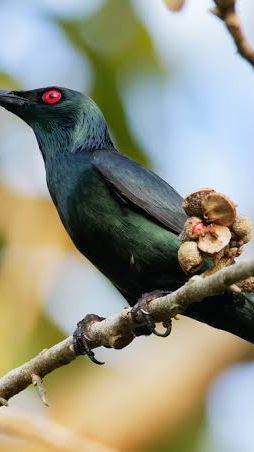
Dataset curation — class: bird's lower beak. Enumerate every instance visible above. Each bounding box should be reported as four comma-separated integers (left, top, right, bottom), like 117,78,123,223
0,90,29,108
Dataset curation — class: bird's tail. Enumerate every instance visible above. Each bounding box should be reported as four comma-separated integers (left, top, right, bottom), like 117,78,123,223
185,291,254,343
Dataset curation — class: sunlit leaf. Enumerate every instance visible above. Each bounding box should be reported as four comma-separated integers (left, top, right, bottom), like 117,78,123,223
0,72,21,90
164,0,186,12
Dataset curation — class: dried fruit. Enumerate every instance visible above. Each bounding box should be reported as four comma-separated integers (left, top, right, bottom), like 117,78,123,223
227,246,241,258
182,188,215,218
198,224,231,254
237,277,254,293
181,217,205,241
231,216,252,243
203,256,234,276
178,241,203,273
179,187,251,277
202,192,236,226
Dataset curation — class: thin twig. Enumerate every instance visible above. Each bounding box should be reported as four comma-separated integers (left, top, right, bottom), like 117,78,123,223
211,0,254,68
0,337,75,405
0,259,253,405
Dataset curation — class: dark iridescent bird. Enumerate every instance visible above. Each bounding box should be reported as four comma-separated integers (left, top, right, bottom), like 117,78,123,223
0,87,253,362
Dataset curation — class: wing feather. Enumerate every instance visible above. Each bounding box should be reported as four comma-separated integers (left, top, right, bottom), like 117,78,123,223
93,150,187,234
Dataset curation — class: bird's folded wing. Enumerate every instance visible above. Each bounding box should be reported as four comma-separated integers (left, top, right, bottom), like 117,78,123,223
93,151,254,344
93,150,187,234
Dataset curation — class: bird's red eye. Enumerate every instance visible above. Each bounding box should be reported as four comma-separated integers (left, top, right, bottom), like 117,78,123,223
42,89,62,105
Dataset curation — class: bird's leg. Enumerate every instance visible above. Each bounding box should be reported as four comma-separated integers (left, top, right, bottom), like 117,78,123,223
131,290,172,337
73,314,105,365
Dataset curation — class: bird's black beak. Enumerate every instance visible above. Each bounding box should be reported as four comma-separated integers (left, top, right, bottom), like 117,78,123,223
0,90,29,109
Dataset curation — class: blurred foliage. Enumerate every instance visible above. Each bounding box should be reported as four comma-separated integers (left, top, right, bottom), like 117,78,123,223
0,1,252,451
0,72,21,90
59,0,165,165
0,233,6,251
147,417,205,452
164,0,186,11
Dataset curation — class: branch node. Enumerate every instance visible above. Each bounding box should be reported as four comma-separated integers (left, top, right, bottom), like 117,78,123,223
32,374,49,407
211,0,254,68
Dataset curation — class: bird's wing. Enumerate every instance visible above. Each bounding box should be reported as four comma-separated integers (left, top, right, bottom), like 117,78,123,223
92,150,187,234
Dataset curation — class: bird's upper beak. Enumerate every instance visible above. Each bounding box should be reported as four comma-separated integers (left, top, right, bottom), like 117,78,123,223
0,90,29,108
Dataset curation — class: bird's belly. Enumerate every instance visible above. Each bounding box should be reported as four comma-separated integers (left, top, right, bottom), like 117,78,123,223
51,166,185,302
68,195,184,300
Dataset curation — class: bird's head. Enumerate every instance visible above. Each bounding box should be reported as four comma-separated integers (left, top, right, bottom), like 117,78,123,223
0,86,113,158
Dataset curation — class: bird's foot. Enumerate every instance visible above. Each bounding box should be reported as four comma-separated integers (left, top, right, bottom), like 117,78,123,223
131,290,172,337
73,314,105,365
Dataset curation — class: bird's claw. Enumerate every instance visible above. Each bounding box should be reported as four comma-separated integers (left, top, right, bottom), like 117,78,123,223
132,290,172,338
73,314,105,365
140,308,172,337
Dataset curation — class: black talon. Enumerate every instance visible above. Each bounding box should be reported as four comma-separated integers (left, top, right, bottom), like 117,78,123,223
140,309,172,337
132,290,172,338
73,329,105,365
73,314,105,365
161,320,172,337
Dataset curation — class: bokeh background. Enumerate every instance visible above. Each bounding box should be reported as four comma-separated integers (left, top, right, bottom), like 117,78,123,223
0,0,254,450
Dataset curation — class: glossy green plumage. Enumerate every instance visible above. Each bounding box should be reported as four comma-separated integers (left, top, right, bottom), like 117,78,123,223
0,86,254,343
44,148,186,300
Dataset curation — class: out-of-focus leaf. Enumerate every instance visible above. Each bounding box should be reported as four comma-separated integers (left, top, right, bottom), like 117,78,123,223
164,0,186,12
0,72,21,90
22,311,65,363
59,0,165,165
0,233,6,266
147,416,205,452
0,234,6,250
0,185,72,249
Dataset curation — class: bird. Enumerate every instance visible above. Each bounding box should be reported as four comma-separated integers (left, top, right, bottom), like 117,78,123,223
0,86,254,363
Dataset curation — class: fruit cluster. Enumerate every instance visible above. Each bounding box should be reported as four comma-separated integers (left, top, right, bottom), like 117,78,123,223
178,188,252,276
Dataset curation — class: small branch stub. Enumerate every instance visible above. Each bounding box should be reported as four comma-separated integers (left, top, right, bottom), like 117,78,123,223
32,374,49,407
211,0,254,68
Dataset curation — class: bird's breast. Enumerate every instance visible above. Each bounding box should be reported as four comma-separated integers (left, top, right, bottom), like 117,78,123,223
46,155,183,298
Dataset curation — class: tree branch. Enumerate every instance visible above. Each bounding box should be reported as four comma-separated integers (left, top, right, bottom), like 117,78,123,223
0,259,254,405
211,0,254,68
